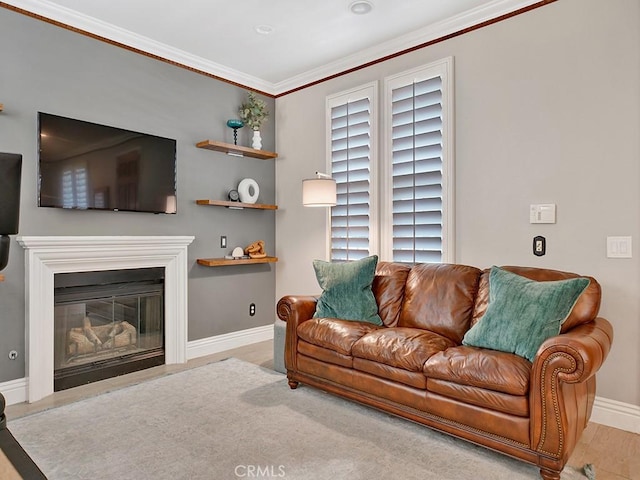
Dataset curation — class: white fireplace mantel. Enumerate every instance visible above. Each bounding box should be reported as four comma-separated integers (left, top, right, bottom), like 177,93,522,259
17,235,195,403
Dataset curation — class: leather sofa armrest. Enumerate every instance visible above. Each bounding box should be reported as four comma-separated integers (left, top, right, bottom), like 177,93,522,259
529,317,613,468
277,295,318,373
277,295,318,326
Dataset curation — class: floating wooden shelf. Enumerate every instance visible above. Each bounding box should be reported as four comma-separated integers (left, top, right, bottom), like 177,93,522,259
196,140,277,160
196,199,277,210
197,256,278,267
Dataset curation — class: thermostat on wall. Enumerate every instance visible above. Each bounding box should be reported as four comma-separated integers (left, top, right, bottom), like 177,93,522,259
529,204,556,224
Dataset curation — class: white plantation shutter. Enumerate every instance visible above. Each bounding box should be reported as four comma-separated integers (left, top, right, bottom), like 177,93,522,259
391,78,443,263
328,85,376,261
384,58,454,264
324,60,453,266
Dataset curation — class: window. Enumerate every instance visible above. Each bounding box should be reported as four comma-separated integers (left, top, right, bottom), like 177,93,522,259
326,57,454,265
382,58,454,264
327,83,377,261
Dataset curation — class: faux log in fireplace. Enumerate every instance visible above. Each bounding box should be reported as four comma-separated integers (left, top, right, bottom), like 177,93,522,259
54,268,166,391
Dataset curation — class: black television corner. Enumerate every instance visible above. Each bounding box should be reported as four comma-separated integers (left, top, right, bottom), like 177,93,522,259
0,152,22,272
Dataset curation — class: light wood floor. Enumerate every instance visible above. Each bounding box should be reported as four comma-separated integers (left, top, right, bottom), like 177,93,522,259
6,340,639,479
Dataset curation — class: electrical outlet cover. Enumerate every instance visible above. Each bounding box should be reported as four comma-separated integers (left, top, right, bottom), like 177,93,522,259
533,236,546,256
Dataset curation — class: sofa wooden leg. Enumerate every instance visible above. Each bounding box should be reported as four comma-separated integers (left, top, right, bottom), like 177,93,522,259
539,468,561,480
287,379,299,389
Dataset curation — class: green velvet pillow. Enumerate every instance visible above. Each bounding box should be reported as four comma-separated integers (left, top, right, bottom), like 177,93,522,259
462,266,589,362
312,255,382,326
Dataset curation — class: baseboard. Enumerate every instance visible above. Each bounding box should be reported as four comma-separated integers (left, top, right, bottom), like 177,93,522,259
0,325,274,406
591,396,640,434
186,324,274,360
0,377,27,406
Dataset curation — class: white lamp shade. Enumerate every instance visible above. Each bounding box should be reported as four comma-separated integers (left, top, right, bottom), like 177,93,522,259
302,178,337,207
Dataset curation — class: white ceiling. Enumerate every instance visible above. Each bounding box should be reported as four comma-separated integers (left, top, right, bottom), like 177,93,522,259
5,0,539,95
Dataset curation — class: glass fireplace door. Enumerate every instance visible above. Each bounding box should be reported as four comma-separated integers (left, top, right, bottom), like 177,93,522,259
54,290,163,371
53,270,165,391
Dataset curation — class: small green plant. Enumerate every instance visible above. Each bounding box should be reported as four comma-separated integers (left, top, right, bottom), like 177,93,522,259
239,91,269,131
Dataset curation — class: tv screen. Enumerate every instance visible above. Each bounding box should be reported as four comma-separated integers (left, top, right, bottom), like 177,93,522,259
38,113,177,214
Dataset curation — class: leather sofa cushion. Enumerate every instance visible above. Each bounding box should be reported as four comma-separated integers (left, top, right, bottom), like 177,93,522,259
353,357,427,389
398,263,481,344
423,346,531,396
298,340,353,368
352,327,455,372
471,266,601,333
297,318,380,356
427,378,529,417
373,262,411,327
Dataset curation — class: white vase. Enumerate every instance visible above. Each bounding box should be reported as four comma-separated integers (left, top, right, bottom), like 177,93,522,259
237,178,259,204
252,130,262,150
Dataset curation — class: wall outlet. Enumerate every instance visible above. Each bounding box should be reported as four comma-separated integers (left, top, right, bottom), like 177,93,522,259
220,236,227,248
249,303,256,316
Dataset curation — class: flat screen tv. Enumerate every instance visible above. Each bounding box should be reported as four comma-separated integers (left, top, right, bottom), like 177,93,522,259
38,112,177,214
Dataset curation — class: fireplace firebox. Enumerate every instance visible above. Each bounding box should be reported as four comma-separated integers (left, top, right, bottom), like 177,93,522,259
54,268,165,391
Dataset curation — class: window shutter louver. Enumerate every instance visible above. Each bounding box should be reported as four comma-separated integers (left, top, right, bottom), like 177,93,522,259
390,76,444,264
330,96,372,261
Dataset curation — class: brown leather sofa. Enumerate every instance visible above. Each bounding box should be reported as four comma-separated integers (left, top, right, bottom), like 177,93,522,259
277,263,613,480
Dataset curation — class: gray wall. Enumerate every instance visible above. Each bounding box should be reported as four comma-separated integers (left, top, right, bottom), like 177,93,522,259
0,8,276,382
275,0,639,407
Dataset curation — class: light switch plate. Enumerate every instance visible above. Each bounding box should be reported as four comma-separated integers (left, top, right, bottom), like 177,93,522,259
530,204,556,224
607,236,632,258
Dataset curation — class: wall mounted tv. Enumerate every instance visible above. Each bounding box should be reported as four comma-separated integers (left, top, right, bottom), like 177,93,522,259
38,112,177,214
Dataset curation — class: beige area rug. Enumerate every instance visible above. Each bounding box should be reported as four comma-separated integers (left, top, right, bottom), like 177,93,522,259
9,358,589,480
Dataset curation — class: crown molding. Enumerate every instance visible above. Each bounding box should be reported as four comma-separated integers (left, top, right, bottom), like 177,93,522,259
272,0,545,95
2,0,547,97
1,0,274,94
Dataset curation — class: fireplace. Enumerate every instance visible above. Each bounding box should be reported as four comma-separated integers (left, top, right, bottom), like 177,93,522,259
17,235,194,403
54,268,166,391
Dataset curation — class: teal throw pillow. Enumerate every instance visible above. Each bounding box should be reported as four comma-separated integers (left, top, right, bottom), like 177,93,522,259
313,255,382,326
462,266,589,362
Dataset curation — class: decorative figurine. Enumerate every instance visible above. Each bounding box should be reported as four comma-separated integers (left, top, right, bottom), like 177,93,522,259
245,240,267,259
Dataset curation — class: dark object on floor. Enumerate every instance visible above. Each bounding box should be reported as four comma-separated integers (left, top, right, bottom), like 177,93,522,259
583,463,596,480
0,393,48,479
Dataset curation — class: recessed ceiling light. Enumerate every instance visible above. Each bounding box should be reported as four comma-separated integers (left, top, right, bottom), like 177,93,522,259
254,24,275,35
350,1,373,15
